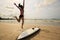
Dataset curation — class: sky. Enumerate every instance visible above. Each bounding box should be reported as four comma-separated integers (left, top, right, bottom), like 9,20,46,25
0,0,60,19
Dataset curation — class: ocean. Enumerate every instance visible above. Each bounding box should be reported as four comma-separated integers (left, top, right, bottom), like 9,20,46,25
0,19,60,26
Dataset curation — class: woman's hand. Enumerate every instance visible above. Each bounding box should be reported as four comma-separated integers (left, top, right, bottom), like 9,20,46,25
14,3,16,5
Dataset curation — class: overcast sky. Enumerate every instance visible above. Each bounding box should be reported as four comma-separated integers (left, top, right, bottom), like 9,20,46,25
0,0,60,19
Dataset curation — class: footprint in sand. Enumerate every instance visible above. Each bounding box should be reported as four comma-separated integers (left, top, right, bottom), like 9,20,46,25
41,29,50,33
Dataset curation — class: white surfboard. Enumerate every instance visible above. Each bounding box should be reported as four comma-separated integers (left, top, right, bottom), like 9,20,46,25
17,28,40,40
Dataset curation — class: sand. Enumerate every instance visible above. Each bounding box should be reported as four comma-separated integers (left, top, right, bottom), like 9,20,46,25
0,22,60,40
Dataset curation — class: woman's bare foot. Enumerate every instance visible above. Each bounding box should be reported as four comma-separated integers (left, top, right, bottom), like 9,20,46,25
14,16,17,19
21,26,23,29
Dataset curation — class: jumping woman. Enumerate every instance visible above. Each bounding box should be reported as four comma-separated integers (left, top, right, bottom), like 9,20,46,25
14,0,25,29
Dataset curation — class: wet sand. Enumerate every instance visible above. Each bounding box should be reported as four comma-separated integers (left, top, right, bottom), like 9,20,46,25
0,22,60,40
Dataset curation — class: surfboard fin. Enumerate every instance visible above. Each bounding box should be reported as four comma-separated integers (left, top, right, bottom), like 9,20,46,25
32,28,34,30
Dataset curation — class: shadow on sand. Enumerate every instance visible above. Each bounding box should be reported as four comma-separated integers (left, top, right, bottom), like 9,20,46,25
17,29,41,40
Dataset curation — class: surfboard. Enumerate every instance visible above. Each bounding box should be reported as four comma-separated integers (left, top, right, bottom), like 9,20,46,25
17,28,40,40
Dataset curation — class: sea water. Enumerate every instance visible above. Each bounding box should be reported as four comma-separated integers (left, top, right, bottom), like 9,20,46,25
0,19,60,26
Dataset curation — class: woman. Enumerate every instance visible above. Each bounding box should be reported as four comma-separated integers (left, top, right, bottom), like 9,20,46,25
14,0,25,29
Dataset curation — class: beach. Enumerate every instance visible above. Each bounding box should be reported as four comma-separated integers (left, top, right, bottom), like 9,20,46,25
0,20,60,40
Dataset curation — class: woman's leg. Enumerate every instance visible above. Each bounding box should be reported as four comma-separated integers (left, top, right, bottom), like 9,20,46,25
21,17,24,29
14,16,21,22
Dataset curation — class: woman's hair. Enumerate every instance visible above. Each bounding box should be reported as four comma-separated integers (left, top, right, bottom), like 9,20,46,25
18,3,23,9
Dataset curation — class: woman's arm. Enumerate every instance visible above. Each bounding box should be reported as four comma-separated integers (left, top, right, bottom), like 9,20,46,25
23,0,25,9
14,3,20,9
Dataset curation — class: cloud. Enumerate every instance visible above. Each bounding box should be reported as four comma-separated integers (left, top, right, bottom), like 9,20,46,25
37,0,57,7
43,0,56,5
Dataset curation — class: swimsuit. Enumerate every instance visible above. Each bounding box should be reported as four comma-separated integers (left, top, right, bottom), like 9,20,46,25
19,15,24,18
